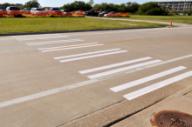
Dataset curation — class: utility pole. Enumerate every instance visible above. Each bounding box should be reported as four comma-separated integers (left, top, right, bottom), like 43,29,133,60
184,0,187,15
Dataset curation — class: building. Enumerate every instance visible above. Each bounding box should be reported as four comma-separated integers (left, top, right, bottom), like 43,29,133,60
157,0,192,13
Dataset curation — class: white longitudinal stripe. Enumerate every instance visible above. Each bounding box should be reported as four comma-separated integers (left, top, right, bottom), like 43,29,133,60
38,42,99,50
41,44,104,53
0,80,98,109
17,35,69,41
126,54,192,74
79,57,152,74
111,66,186,92
54,48,121,60
27,39,83,46
60,50,128,63
88,60,162,79
124,71,192,100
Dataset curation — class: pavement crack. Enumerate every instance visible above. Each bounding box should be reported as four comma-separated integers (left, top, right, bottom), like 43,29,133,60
104,97,168,127
183,89,192,96
56,99,125,127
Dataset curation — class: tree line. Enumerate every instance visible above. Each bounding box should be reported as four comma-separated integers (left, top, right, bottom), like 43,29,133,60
0,0,169,15
62,1,168,15
0,0,40,9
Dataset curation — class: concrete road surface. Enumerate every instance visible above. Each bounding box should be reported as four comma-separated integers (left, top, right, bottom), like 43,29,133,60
0,26,192,127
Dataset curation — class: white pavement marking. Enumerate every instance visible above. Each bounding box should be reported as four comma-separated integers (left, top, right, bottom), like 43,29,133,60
126,54,192,74
54,48,121,60
17,35,69,41
0,80,98,109
38,42,99,50
124,71,192,100
0,55,191,108
79,57,152,74
60,50,128,63
111,66,186,92
27,39,83,46
40,44,104,53
88,60,162,79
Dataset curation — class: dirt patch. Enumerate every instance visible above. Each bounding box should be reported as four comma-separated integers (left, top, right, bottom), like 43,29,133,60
150,110,192,127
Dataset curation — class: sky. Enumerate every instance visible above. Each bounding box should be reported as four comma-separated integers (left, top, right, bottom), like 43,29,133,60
0,0,153,7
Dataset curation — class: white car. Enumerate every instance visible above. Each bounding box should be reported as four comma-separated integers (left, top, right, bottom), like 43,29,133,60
6,6,22,17
30,8,48,16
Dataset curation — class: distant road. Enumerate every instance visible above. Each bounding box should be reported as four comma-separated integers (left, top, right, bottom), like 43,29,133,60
88,16,190,27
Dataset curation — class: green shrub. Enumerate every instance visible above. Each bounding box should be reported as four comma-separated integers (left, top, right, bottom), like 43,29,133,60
138,2,168,15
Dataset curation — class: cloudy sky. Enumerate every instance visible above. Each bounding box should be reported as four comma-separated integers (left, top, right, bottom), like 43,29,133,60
0,0,156,7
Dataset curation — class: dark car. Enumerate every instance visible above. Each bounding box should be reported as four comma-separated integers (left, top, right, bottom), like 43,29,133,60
85,10,99,16
6,6,22,17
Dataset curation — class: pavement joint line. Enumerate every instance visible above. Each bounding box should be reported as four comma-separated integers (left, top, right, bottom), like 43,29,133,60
124,71,192,100
79,57,153,74
126,54,192,74
166,85,192,98
41,44,104,53
54,48,121,60
26,39,83,46
88,60,162,79
15,35,70,41
59,50,128,63
38,42,99,50
0,79,98,109
111,66,187,93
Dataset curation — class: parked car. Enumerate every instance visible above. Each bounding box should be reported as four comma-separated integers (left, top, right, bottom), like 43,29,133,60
31,8,48,16
63,11,72,16
48,8,63,17
104,12,129,17
72,10,85,17
85,10,99,16
0,9,6,17
98,11,108,17
6,6,22,17
21,8,31,15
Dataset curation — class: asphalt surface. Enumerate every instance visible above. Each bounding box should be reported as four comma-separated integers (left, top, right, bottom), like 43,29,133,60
0,26,192,127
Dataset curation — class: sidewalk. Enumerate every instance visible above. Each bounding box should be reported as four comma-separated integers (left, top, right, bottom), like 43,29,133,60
88,16,190,27
112,86,192,127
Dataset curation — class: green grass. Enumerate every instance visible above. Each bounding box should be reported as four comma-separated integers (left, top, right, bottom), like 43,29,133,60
0,17,165,35
130,15,192,24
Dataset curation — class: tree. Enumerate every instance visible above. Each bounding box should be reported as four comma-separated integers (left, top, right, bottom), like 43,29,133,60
94,3,119,12
138,2,168,15
0,3,12,9
63,1,92,12
93,2,139,13
116,2,140,13
24,0,40,8
125,2,140,13
0,3,23,9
